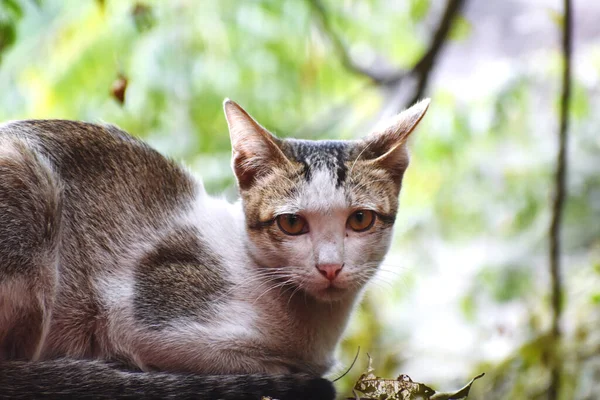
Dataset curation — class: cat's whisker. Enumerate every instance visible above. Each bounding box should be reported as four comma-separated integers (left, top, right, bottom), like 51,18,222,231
277,283,299,303
212,272,290,302
243,275,288,289
369,278,395,290
365,271,398,290
251,275,290,297
242,270,293,284
377,265,407,272
366,277,395,291
377,263,412,271
250,283,286,304
249,271,300,300
375,269,408,279
263,279,297,305
249,276,297,305
251,282,291,305
352,276,394,294
264,168,297,186
233,271,285,286
352,177,390,188
285,278,309,309
348,140,374,177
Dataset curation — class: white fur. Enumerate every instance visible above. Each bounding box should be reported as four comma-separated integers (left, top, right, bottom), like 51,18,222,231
186,187,248,270
93,183,265,372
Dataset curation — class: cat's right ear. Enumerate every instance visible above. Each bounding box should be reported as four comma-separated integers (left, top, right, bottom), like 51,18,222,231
362,99,430,182
223,99,291,190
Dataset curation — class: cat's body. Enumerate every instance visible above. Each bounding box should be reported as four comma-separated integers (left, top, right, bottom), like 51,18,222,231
0,99,429,399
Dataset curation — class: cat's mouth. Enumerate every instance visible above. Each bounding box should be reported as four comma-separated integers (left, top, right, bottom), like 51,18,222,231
324,284,345,293
314,287,348,302
309,281,349,301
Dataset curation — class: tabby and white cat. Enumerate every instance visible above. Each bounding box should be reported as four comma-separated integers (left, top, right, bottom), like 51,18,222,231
0,98,429,399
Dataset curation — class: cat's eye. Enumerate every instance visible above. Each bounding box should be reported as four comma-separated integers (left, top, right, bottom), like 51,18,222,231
276,214,309,236
347,210,376,232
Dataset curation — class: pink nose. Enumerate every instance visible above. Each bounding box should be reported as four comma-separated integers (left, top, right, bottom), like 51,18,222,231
317,263,343,281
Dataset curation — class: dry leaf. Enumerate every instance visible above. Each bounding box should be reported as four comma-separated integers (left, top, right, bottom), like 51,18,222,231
350,354,484,400
110,74,128,105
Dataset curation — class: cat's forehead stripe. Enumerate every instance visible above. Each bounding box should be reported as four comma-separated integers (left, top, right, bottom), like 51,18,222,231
288,168,348,214
282,139,352,187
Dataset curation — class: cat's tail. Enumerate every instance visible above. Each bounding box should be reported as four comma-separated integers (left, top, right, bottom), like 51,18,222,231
0,358,335,400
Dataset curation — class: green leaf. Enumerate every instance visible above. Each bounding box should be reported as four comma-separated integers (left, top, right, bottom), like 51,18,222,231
449,16,472,42
430,373,485,400
547,8,564,29
478,265,532,303
571,83,590,120
0,20,16,54
409,0,430,22
2,0,23,19
460,293,477,322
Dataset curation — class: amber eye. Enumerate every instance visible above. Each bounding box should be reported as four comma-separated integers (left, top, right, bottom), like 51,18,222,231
276,214,309,236
347,210,376,232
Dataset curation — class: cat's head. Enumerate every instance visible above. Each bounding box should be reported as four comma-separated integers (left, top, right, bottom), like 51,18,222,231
224,99,429,302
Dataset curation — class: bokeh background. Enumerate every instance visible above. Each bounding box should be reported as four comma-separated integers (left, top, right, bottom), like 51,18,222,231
0,0,598,398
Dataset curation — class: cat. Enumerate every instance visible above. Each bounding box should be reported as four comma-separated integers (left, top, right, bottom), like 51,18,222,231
0,98,429,399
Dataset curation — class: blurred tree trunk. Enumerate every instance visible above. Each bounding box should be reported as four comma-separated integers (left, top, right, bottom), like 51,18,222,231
548,0,572,399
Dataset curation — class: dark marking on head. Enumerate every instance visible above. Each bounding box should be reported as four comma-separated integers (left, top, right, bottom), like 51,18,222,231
133,226,228,329
247,219,276,231
377,213,397,226
281,140,350,187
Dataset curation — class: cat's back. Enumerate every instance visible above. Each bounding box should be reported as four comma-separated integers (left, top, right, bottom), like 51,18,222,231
0,119,196,210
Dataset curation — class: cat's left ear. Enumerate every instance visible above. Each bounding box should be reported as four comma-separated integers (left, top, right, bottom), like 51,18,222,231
363,98,430,180
223,99,292,190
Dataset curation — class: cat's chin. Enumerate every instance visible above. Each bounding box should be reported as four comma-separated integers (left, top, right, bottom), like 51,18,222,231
309,285,352,302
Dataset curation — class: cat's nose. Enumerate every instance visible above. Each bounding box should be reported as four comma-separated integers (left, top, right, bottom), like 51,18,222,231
317,263,344,281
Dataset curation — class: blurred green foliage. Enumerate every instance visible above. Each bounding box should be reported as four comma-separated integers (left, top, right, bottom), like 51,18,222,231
0,0,27,61
0,1,598,399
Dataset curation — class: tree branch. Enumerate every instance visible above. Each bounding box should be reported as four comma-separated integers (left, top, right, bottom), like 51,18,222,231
307,0,405,85
307,0,466,106
548,0,572,399
408,0,466,105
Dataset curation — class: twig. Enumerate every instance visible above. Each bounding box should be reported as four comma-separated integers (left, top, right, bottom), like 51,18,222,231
307,0,406,85
332,346,360,382
308,0,466,94
548,0,572,399
408,0,466,105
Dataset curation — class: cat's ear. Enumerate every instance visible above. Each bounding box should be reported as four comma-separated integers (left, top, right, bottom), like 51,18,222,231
223,99,291,190
363,98,430,179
